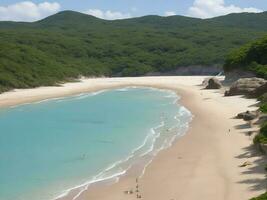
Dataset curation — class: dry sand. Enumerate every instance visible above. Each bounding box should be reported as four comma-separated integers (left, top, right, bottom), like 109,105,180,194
0,76,266,200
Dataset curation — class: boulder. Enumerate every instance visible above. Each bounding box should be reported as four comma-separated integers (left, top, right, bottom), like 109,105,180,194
253,82,267,98
243,113,257,121
236,111,258,121
225,77,267,97
205,78,222,89
259,143,267,155
202,78,209,87
236,112,247,119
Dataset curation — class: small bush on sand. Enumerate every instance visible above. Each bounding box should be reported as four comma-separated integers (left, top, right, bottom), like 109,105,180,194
254,134,267,144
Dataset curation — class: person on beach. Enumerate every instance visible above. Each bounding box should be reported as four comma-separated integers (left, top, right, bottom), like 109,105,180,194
136,184,139,192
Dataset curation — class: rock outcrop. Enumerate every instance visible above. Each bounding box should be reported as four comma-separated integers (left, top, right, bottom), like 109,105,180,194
224,70,256,84
205,78,222,89
236,111,258,121
225,78,267,97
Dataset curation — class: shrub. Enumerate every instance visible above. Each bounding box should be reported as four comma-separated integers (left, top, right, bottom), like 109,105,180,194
260,103,267,113
254,134,267,144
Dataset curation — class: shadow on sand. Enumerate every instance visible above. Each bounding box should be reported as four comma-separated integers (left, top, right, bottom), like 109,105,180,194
233,118,267,192
236,144,267,192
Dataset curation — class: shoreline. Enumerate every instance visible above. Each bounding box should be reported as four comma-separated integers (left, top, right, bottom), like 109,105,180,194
0,76,212,108
55,97,191,200
1,76,266,200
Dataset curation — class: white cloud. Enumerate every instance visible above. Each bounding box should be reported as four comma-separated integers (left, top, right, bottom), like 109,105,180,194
84,9,131,20
188,0,262,19
165,11,176,16
0,1,60,22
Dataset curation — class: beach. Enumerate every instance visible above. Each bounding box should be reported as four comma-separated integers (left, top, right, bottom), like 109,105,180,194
0,76,266,200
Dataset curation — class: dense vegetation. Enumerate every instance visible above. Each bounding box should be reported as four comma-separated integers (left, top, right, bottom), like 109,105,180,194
1,11,267,92
254,93,267,146
224,35,267,79
259,94,267,114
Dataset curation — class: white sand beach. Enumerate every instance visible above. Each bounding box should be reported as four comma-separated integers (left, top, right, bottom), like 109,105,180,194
0,76,266,200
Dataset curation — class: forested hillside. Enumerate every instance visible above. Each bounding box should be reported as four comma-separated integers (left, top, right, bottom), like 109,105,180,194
0,10,267,92
224,35,267,79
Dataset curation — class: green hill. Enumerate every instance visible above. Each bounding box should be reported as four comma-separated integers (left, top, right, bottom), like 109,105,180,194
224,35,267,79
0,10,267,92
209,12,267,31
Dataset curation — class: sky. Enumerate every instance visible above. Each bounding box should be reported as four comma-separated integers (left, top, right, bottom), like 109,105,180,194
0,0,266,22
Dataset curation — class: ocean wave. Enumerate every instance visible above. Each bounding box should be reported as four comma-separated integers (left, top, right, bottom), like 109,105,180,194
55,90,107,102
8,97,65,109
115,88,131,92
10,90,108,109
55,169,127,200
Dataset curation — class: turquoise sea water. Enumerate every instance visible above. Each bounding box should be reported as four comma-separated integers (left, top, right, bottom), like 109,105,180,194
0,87,191,200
